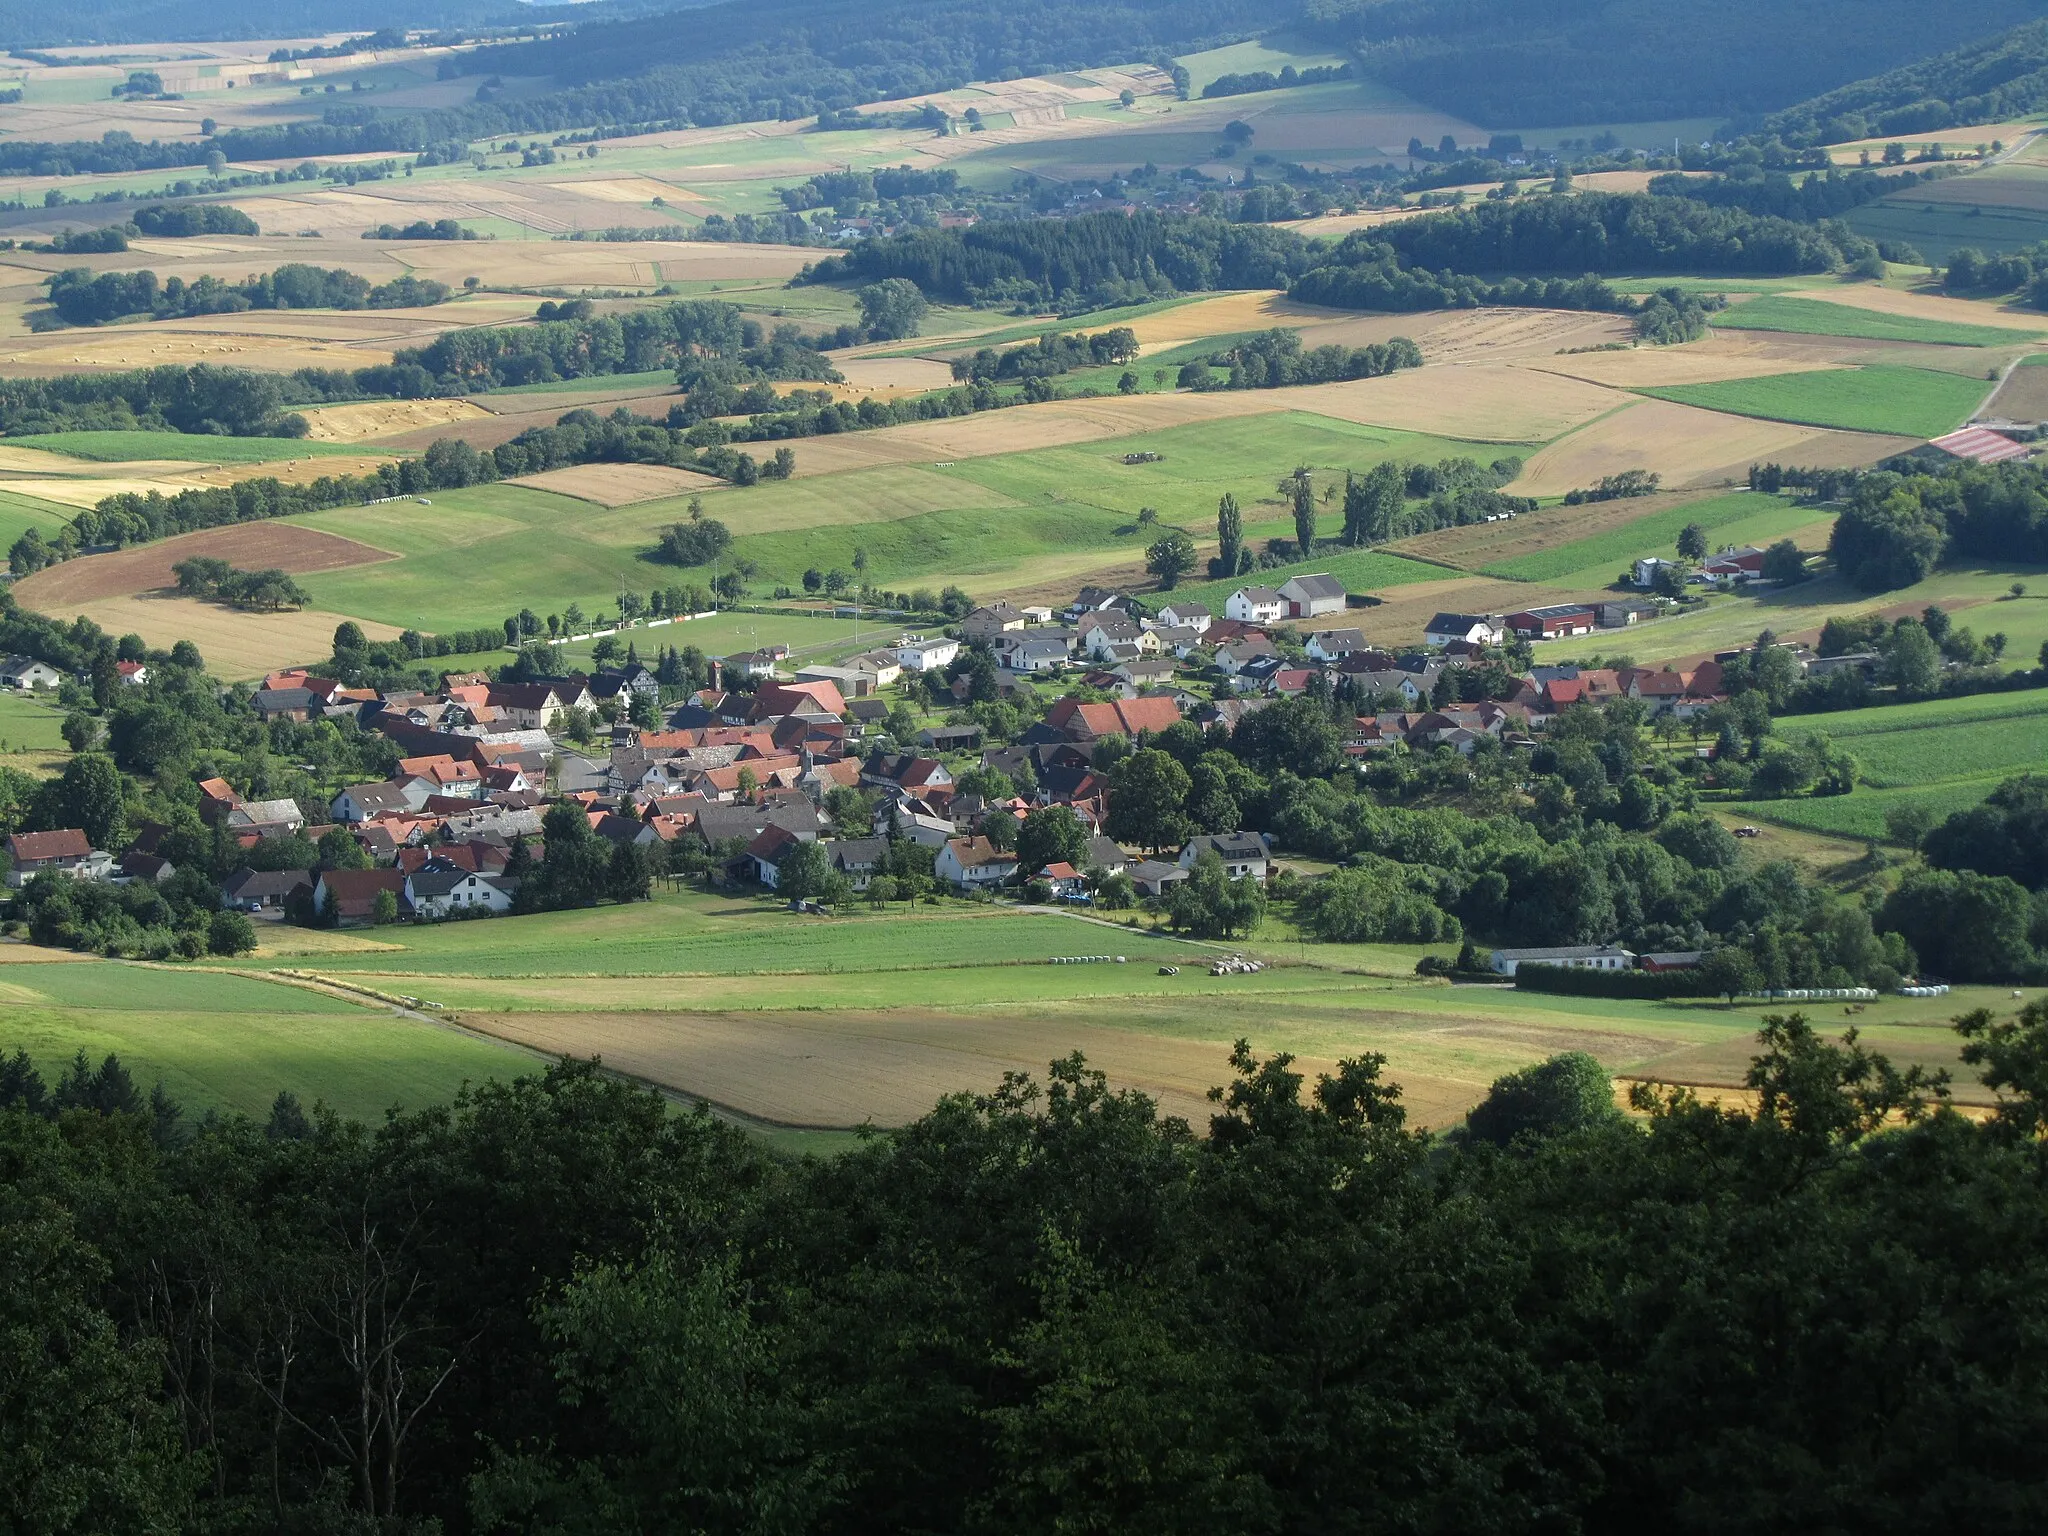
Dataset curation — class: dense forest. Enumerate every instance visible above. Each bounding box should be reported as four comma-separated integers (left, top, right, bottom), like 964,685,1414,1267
8,1006,2048,1532
1646,166,1949,223
1369,193,1858,276
1759,18,2048,144
1298,0,2044,125
821,200,1861,315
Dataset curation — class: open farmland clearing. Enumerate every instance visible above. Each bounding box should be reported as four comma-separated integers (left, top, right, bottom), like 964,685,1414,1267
1638,366,1989,437
1478,491,1786,582
14,522,390,610
1279,362,1625,440
1780,696,2048,790
0,958,534,1122
36,595,403,678
1986,356,2048,418
1509,397,1915,496
1776,280,2048,335
1526,336,1855,389
508,462,724,506
1713,293,2039,347
451,1005,1321,1130
1394,489,1774,577
298,398,495,443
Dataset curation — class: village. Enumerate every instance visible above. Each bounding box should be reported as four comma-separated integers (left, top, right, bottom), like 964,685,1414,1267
1,541,1861,988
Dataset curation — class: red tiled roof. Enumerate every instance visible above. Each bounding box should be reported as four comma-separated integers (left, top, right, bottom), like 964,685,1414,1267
8,828,90,861
1931,426,2032,463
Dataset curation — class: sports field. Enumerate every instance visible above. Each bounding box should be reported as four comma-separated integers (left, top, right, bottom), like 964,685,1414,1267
1638,366,1987,438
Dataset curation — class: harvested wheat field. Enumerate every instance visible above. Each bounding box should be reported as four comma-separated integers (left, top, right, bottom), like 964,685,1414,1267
0,444,104,474
0,451,396,509
0,470,210,508
15,523,391,610
1280,207,1436,240
181,455,398,489
298,399,495,443
1405,307,1636,362
0,329,394,375
1121,291,1336,353
1987,362,2048,420
455,1006,1337,1129
1524,336,1853,389
833,355,960,393
510,462,723,506
406,240,815,291
58,594,402,678
786,390,1289,476
1274,363,1625,441
1508,398,1916,496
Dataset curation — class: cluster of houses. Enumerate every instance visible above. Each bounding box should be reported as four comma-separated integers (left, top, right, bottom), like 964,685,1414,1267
0,561,1860,932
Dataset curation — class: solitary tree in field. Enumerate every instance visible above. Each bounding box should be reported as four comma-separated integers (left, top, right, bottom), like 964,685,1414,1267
1677,522,1709,560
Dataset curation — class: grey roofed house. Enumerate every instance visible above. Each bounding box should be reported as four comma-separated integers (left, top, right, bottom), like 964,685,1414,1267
694,801,825,847
555,753,610,795
0,655,63,689
229,798,305,832
221,867,313,908
405,866,476,902
1126,859,1189,897
1082,835,1131,873
439,805,545,841
828,836,891,887
251,687,321,720
1179,831,1272,878
330,782,413,822
1488,944,1637,976
1278,572,1347,611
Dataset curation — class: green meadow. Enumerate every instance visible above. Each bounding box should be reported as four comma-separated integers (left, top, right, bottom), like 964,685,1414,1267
1166,546,1447,610
229,894,1195,980
1537,564,2048,670
0,961,533,1122
0,691,72,753
1638,366,1987,438
296,407,1534,628
1726,689,2048,840
1713,294,2037,347
0,487,74,549
1778,690,2048,792
1727,778,2009,842
1480,490,1779,583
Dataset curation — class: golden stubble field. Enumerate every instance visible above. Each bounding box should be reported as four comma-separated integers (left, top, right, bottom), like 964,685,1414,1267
1508,398,1916,496
509,461,724,505
14,522,400,676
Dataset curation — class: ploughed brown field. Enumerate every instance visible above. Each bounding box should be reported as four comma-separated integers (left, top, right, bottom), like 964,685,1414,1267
14,523,391,608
